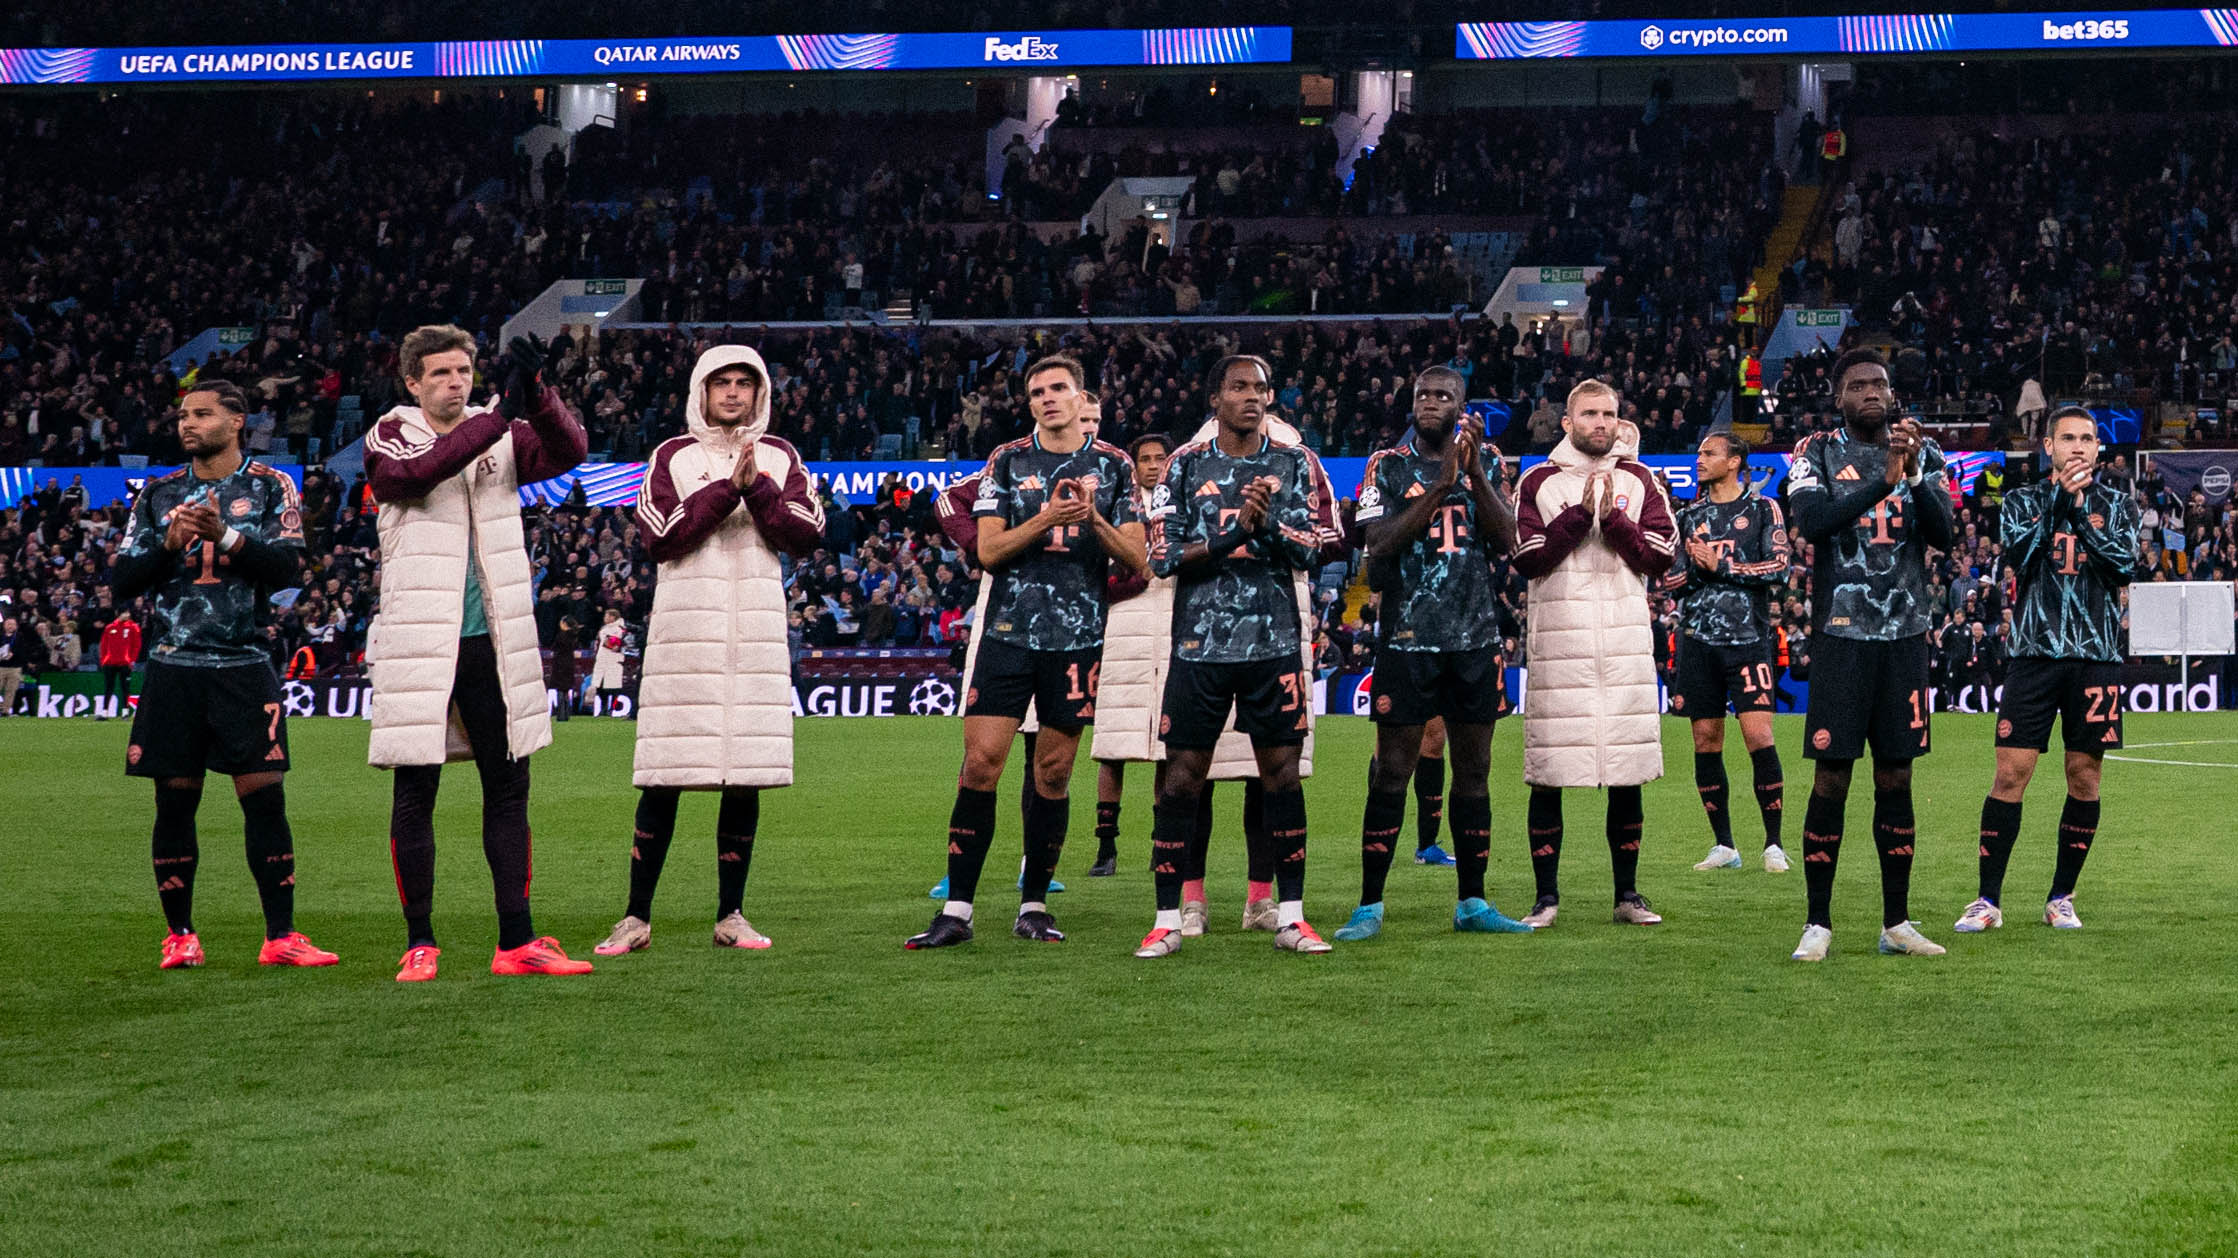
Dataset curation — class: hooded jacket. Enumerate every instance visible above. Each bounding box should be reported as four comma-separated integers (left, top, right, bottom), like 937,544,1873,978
632,344,823,789
363,384,586,767
1511,419,1676,788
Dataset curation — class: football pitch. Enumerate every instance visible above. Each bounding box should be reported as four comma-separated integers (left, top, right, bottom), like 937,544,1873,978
4,712,2233,1257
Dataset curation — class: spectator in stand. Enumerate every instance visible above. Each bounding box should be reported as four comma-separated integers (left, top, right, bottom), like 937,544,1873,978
0,613,47,714
99,607,142,716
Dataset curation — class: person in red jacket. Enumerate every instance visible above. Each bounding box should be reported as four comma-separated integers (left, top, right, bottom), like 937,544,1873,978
98,610,142,720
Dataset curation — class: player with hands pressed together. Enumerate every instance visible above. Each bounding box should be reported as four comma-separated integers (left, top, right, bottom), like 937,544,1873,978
1782,349,1956,962
908,357,1144,950
1957,406,2140,936
1336,366,1528,942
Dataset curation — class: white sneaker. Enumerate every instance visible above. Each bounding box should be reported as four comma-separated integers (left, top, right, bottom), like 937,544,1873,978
1693,845,1743,871
1520,898,1559,929
1240,898,1278,932
712,912,771,950
1612,893,1664,925
1762,845,1791,873
1134,926,1182,958
1953,898,2004,933
2044,896,2083,930
1878,922,1947,956
1791,924,1832,962
1272,921,1333,954
593,915,650,956
1179,900,1209,937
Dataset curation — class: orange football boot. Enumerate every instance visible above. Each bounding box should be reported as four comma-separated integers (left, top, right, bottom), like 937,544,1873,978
258,932,339,967
490,936,594,976
395,945,442,983
159,932,204,969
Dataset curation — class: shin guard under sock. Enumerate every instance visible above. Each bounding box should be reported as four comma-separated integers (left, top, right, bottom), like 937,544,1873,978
1872,786,1916,929
1694,751,1732,847
1451,792,1492,903
715,787,759,919
1976,796,2022,907
1527,786,1563,902
2049,796,2099,901
238,782,297,940
627,788,682,922
1750,745,1785,847
1801,790,1845,929
152,781,203,935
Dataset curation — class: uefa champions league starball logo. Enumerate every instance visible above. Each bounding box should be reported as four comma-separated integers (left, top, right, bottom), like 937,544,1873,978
283,681,317,718
909,678,957,715
1640,25,1665,49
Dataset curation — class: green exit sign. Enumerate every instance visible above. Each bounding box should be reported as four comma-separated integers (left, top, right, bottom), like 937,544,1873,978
216,327,257,345
583,279,628,296
1794,310,1844,327
1537,267,1586,283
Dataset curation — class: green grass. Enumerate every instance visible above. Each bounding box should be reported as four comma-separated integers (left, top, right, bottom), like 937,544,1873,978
3,712,2234,1257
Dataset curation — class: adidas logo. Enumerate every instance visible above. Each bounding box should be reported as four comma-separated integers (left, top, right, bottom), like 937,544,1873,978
1835,465,1861,481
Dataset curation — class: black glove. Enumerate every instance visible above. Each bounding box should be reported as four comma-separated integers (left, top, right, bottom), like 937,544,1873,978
499,334,548,419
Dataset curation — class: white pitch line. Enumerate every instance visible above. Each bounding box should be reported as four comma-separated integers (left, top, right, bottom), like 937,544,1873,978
2104,739,2238,768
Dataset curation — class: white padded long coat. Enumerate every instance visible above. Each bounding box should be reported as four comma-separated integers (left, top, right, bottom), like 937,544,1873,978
632,344,823,789
365,404,563,768
1511,420,1677,788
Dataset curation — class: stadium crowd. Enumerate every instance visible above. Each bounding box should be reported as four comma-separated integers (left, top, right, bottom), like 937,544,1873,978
1,90,1771,469
1804,120,2238,419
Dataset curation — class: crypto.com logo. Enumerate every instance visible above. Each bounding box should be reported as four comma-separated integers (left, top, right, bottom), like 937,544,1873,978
1640,26,1665,49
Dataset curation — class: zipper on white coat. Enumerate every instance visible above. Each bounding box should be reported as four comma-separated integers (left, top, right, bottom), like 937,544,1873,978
462,452,521,764
725,442,744,782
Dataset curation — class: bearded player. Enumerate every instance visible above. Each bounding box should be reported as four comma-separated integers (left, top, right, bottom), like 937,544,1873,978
115,381,335,970
1510,379,1677,929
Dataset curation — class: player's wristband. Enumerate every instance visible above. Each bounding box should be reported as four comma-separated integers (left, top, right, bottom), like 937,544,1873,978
220,526,244,552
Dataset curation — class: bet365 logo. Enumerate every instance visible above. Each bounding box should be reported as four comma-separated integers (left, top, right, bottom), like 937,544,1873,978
2041,17,2130,40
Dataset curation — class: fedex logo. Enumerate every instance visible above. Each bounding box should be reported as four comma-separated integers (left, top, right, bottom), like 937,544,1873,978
2041,17,2131,41
984,36,1061,61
